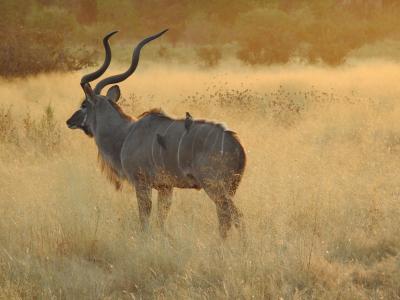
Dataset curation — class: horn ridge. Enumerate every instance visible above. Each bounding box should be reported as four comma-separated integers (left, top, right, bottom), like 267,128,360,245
80,30,118,87
94,29,168,95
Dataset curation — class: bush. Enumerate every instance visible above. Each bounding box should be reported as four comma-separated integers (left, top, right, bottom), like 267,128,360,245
196,46,222,67
2,0,400,74
235,8,303,65
0,2,95,77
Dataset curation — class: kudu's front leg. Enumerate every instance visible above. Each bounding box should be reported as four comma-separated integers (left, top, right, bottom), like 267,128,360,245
157,187,173,231
135,183,152,232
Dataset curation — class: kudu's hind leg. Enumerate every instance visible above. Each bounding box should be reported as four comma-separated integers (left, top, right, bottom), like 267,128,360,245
226,198,247,244
157,187,173,232
215,199,233,239
135,184,152,232
204,186,246,241
218,197,246,241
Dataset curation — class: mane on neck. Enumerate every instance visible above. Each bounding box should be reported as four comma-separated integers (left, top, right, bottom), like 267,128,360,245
137,108,165,119
109,101,134,121
97,151,123,190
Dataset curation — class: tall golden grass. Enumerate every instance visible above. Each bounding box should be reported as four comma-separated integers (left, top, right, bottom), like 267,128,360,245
1,61,400,298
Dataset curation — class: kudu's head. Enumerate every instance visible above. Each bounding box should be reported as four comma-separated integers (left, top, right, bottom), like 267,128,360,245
66,29,168,137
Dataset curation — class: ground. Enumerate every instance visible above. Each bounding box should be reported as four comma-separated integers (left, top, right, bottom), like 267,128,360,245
0,60,400,299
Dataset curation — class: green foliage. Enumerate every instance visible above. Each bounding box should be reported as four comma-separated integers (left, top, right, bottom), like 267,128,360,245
0,1,95,77
26,4,77,33
1,0,400,76
236,8,303,64
96,0,139,36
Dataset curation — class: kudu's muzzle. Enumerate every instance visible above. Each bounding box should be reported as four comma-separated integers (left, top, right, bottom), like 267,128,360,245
66,110,85,129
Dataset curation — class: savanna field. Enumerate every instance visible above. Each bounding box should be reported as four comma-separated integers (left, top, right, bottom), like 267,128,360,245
1,59,400,299
2,1,400,298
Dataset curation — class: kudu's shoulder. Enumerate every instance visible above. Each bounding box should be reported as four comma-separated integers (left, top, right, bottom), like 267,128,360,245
136,108,167,119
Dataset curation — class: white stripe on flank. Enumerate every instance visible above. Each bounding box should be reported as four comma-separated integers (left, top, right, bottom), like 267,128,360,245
220,131,225,155
151,134,157,169
199,127,217,162
158,121,176,169
191,124,205,161
163,121,176,135
211,130,220,151
177,131,186,171
203,127,216,146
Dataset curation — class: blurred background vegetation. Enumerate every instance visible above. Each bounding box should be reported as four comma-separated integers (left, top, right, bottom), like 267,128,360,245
1,0,400,77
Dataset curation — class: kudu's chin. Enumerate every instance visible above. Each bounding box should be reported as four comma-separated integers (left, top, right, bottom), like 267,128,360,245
66,123,78,129
83,129,93,137
66,121,93,137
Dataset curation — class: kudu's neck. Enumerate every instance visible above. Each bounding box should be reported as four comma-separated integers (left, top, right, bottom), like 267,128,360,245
93,103,135,175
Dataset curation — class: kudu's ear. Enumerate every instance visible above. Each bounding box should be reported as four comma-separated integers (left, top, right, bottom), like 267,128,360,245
106,85,121,102
83,83,96,104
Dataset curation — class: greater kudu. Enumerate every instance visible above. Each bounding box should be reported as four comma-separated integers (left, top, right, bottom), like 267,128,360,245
66,30,246,239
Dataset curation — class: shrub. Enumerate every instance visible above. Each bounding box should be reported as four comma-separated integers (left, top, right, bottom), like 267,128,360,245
0,2,95,77
196,46,222,67
235,8,302,65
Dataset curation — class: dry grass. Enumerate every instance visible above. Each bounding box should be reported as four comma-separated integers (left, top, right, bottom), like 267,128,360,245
1,61,400,299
